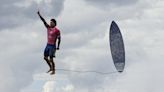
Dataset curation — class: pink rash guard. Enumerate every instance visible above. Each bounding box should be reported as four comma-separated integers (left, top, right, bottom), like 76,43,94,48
47,27,60,45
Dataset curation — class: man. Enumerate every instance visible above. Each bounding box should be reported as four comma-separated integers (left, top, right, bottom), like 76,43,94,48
37,11,61,75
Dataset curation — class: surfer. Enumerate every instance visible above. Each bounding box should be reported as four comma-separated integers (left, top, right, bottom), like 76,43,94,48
37,11,61,75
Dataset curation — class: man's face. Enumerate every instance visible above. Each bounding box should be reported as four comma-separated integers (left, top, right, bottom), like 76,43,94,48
50,21,55,27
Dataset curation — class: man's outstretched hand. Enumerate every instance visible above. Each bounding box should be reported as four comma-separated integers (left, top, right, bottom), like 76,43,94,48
37,11,40,15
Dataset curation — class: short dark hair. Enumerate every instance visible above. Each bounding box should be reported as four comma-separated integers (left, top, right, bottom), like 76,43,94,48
51,19,57,26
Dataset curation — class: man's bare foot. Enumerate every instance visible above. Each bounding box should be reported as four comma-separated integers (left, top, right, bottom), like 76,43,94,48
46,69,52,73
50,70,55,75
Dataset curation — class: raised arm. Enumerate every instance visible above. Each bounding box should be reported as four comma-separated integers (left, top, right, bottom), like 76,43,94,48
37,11,49,28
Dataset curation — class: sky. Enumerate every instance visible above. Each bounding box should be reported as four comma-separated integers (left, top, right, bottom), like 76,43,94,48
0,0,164,92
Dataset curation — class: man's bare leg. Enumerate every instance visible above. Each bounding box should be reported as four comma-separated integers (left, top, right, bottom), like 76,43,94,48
44,56,52,73
50,58,55,75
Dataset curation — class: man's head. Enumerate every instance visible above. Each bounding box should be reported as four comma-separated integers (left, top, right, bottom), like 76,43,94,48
50,19,56,27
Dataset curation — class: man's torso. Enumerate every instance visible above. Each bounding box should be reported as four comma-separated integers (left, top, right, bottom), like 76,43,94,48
47,27,60,45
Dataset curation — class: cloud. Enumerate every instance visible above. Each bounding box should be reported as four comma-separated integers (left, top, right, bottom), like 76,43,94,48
42,75,74,92
84,0,139,8
0,22,44,92
0,0,65,30
105,56,164,92
38,0,65,17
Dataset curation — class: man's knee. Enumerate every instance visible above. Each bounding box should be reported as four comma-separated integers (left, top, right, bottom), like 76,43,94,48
49,57,53,61
44,56,48,60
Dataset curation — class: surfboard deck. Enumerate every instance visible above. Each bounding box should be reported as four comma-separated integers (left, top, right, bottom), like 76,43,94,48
110,21,125,73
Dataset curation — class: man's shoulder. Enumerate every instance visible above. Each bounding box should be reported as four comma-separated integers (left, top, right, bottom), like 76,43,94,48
55,27,60,32
55,27,59,30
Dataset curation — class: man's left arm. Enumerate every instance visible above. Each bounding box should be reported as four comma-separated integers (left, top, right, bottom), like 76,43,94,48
56,32,61,50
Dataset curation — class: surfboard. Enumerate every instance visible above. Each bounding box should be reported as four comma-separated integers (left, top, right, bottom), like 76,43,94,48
110,21,125,73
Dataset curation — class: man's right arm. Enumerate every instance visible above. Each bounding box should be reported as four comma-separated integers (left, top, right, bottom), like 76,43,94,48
37,11,49,28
